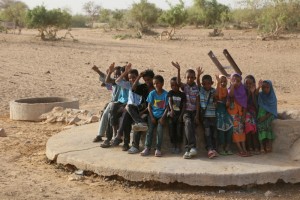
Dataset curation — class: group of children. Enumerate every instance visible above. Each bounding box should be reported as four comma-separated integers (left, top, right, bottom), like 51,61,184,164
92,62,277,159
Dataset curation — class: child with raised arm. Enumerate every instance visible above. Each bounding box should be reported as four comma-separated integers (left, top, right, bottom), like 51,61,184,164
171,61,200,159
257,80,277,153
197,68,218,159
215,75,233,156
167,77,186,154
92,63,123,143
244,75,260,154
128,69,155,154
140,75,168,157
227,73,249,157
110,63,142,150
91,65,111,89
100,63,129,148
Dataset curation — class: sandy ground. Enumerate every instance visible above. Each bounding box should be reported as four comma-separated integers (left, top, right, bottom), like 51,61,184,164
1,28,300,199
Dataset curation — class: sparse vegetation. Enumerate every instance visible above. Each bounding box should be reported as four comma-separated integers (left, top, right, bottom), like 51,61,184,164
26,6,72,41
0,0,298,40
158,0,187,40
129,0,162,32
82,1,101,28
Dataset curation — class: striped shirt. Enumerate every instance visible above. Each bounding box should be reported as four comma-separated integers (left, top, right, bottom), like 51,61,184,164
199,87,216,117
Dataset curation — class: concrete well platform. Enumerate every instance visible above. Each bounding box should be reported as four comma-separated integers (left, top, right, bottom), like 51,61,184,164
46,122,300,187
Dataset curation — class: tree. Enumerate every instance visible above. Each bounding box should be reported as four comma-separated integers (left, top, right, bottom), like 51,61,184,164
109,9,126,29
187,0,230,27
99,8,111,23
26,6,72,40
71,14,88,28
0,0,15,9
130,0,161,32
257,0,300,37
2,1,28,27
82,1,101,28
235,0,300,38
159,0,187,39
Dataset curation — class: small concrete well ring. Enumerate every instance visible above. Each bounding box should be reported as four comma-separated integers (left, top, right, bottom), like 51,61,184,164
10,97,79,121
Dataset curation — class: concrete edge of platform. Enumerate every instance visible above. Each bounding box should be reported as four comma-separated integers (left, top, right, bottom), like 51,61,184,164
46,123,300,187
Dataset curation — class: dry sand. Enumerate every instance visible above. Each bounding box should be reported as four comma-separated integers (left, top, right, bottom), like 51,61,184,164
0,28,300,199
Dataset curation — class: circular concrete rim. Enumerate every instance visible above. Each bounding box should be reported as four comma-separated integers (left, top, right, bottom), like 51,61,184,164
12,97,77,104
10,97,79,121
46,123,300,187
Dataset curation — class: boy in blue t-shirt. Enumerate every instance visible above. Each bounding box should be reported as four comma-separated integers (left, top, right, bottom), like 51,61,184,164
141,75,168,157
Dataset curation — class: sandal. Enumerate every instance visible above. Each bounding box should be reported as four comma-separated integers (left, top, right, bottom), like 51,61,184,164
122,144,130,151
140,148,150,156
93,135,103,143
128,146,139,154
111,138,123,146
100,140,111,148
226,150,234,155
236,152,248,157
208,150,216,159
219,151,227,156
213,150,219,157
155,150,162,157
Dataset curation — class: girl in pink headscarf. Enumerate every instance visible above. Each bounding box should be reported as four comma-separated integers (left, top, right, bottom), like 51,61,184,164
227,73,249,157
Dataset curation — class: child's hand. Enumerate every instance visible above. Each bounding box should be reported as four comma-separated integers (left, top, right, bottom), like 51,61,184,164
215,74,220,83
197,67,204,77
107,62,115,73
140,70,146,77
171,61,180,70
92,65,99,72
151,117,157,125
258,79,263,88
158,117,165,125
124,63,132,73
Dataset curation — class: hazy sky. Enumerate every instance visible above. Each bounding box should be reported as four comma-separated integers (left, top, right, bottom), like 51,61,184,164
21,0,237,14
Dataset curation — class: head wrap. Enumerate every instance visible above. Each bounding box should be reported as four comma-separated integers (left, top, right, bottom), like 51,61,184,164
217,75,228,100
244,75,256,106
228,73,247,108
244,75,256,84
258,80,277,117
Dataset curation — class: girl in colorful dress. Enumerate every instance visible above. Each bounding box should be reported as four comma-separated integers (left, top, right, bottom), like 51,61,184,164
227,73,249,157
215,75,233,155
244,75,260,154
257,80,277,153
